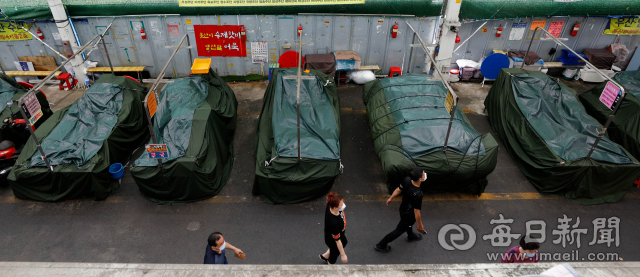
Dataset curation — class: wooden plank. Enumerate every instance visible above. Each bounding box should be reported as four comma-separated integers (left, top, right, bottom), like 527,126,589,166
34,65,58,71
5,71,61,77
86,66,145,72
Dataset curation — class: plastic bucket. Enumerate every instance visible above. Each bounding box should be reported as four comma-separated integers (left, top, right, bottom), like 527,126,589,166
109,163,124,180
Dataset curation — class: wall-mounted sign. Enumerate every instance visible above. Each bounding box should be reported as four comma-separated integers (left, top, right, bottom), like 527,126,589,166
509,23,526,41
603,17,640,36
194,25,247,57
179,0,364,7
0,22,32,41
530,21,546,30
251,41,268,63
168,25,180,36
546,21,565,38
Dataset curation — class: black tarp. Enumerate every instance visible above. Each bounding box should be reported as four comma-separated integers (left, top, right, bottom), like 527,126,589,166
363,74,498,194
130,70,237,204
577,70,640,161
8,74,149,201
253,68,341,204
485,68,640,204
583,49,617,70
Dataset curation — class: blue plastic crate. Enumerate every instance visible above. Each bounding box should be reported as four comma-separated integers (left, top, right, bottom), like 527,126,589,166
335,59,356,70
557,49,587,66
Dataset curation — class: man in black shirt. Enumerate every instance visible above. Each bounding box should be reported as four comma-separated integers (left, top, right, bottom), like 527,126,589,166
375,167,426,253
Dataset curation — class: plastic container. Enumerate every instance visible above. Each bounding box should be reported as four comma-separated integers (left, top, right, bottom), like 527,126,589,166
191,58,212,74
562,68,578,80
460,67,475,80
109,163,124,180
579,68,615,83
557,49,587,66
449,69,460,77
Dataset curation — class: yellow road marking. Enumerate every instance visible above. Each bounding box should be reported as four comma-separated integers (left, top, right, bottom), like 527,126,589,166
1,191,638,204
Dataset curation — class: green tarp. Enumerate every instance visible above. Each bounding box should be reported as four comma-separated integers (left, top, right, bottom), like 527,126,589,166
577,71,640,161
0,74,52,134
485,68,640,204
130,70,237,204
363,74,498,195
253,68,341,204
8,74,149,201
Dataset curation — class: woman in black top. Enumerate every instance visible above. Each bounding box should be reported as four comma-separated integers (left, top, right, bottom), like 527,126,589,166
320,192,348,264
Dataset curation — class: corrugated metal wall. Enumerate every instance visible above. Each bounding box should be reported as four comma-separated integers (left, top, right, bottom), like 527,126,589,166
453,17,639,66
0,15,439,77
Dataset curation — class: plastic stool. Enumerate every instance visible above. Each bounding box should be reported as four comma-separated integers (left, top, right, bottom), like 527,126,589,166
58,73,77,90
389,67,402,77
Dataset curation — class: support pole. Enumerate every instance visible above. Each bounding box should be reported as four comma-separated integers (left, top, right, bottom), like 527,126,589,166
101,36,115,75
406,21,459,152
521,27,627,159
453,21,487,53
296,30,303,161
434,0,463,73
47,0,86,82
143,33,189,167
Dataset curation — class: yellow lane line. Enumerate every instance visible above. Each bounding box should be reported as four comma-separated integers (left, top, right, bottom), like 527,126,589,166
1,191,638,204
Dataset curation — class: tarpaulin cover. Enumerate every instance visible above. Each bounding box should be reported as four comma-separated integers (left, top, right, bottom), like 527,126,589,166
0,74,52,133
8,74,149,201
583,49,617,70
253,68,341,204
578,70,640,161
363,74,498,195
305,54,336,77
130,70,237,204
485,68,640,204
29,82,125,167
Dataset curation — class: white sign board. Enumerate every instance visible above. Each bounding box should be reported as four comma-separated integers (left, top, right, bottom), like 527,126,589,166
509,23,526,41
251,41,268,63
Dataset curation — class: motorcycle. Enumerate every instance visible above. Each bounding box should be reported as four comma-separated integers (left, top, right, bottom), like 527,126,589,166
0,102,32,187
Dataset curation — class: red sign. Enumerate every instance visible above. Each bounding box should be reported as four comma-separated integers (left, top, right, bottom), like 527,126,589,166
194,25,246,57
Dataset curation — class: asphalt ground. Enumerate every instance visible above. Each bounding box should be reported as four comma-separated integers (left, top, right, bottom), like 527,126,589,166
0,80,639,265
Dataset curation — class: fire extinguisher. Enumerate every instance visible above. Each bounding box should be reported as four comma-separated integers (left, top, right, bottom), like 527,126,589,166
140,28,146,40
571,23,580,37
391,22,399,38
298,24,303,36
240,26,247,57
37,28,44,40
455,34,461,43
496,25,503,37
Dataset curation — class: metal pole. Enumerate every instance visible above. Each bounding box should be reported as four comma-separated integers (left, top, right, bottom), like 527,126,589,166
521,27,627,160
453,21,487,53
406,21,459,152
0,61,5,75
296,30,303,161
20,25,69,61
186,34,193,64
101,36,115,75
143,33,189,166
520,29,537,69
143,102,162,167
17,24,112,172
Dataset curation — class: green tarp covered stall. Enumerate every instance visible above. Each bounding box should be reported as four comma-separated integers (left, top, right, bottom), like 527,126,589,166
363,74,498,195
130,70,237,204
0,73,52,133
8,74,149,201
577,71,640,161
485,68,640,204
253,68,341,204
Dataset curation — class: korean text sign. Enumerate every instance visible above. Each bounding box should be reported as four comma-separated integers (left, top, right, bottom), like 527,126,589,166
0,22,32,41
603,17,640,36
194,25,246,57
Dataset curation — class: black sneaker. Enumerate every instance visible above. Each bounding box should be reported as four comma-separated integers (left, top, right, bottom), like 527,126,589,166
319,254,329,264
407,233,423,242
374,244,391,253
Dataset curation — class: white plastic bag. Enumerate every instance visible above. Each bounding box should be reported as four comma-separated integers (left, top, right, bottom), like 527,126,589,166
609,43,629,62
456,59,481,69
346,70,376,84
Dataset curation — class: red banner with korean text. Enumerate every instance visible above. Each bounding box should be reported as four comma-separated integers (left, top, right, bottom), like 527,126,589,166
194,25,246,57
